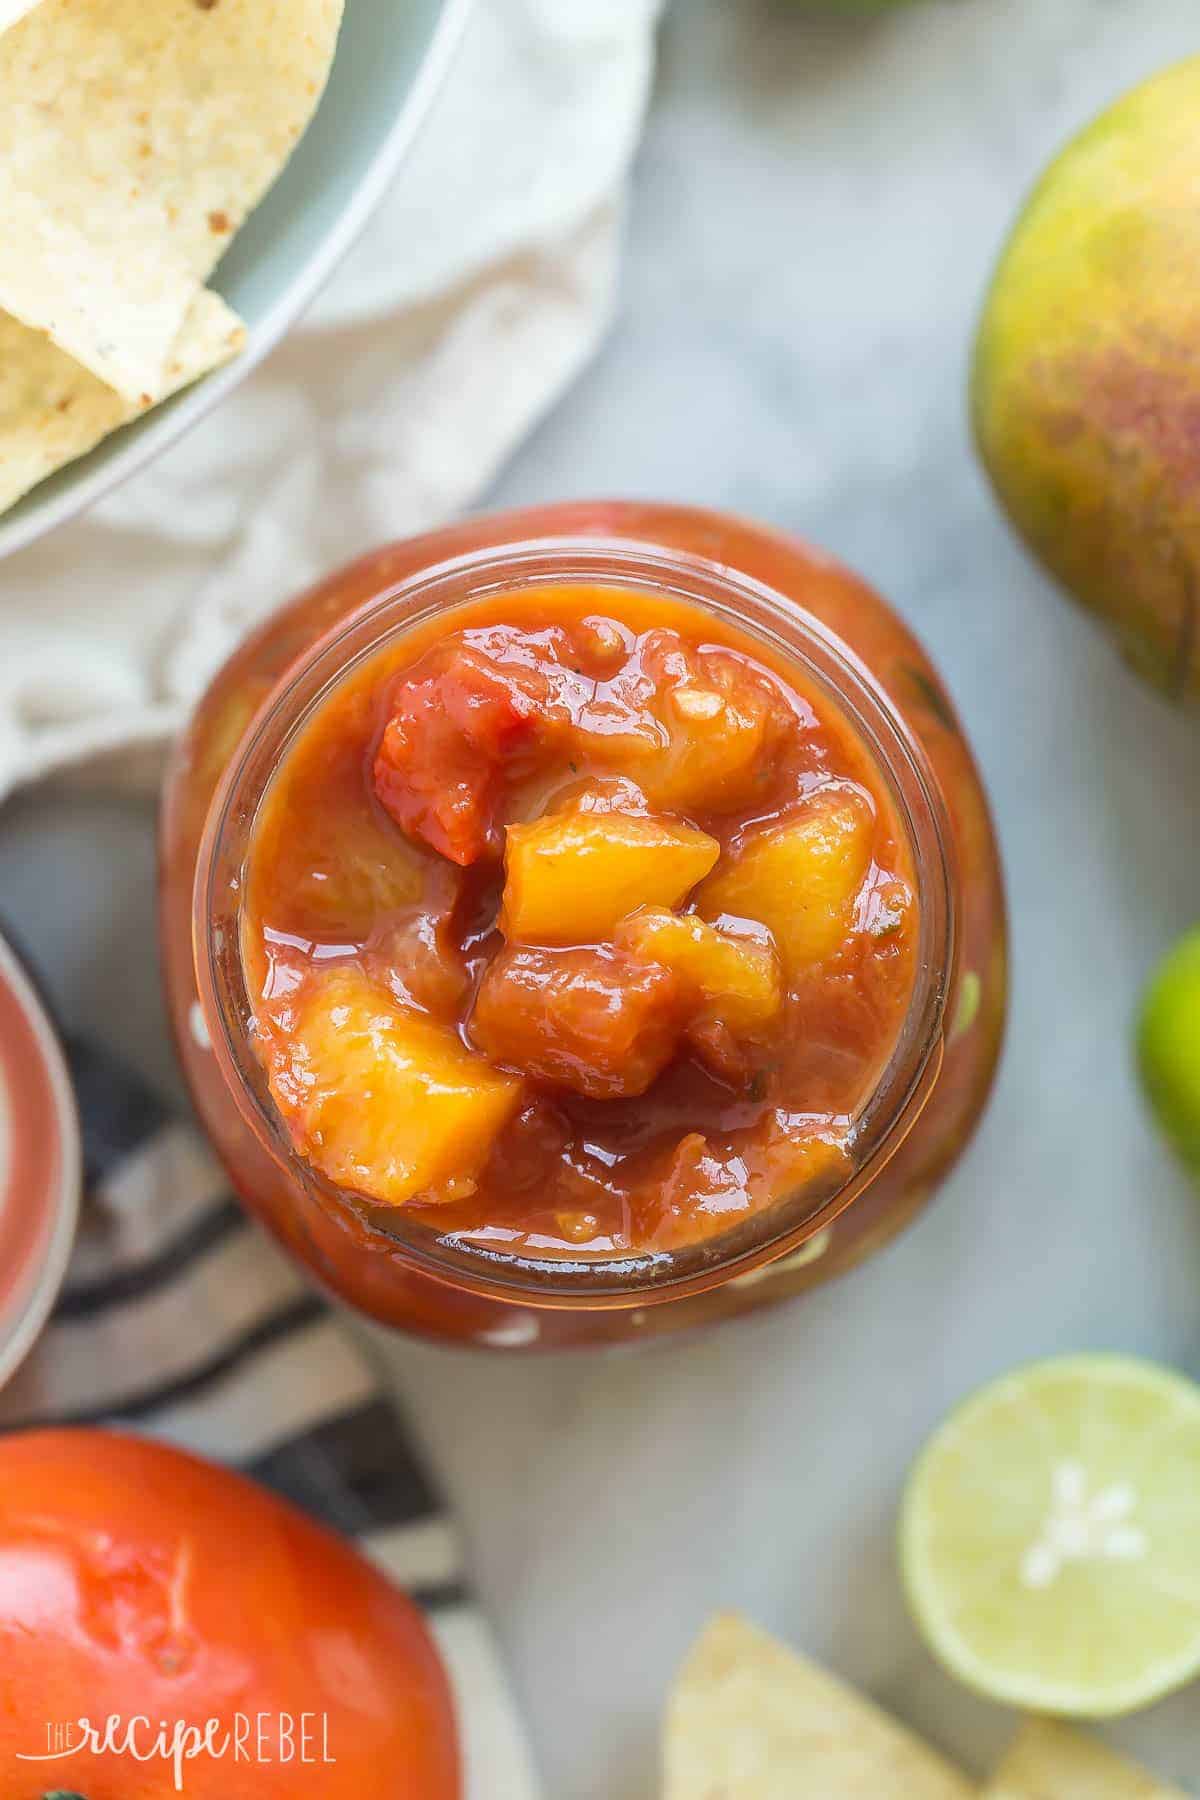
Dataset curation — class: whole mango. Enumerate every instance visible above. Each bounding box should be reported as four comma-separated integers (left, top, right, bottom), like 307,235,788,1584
973,59,1200,702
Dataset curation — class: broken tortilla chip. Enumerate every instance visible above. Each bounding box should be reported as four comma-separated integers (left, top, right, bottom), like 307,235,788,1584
0,0,43,30
0,290,245,513
0,0,342,401
985,1719,1188,1800
663,1615,974,1799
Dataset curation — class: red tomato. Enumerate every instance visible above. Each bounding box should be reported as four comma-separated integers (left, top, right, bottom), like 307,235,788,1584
0,1430,459,1799
373,646,545,865
472,942,685,1100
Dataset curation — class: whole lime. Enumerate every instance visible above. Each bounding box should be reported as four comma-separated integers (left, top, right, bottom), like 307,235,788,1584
1138,924,1200,1176
974,58,1200,702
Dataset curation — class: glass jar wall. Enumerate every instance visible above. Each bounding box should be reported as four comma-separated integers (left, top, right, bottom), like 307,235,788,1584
160,503,1006,1349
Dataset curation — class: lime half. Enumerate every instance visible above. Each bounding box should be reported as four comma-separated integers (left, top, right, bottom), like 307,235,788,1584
1139,925,1200,1177
900,1355,1200,1717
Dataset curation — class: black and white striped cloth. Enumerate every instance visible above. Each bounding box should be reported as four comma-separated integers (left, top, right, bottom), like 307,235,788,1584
0,1038,539,1800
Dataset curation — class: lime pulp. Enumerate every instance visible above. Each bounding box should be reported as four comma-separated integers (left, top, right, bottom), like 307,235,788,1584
1138,925,1200,1176
900,1354,1200,1718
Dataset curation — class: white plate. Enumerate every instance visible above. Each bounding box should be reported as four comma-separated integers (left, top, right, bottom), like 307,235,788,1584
0,0,468,562
0,931,79,1391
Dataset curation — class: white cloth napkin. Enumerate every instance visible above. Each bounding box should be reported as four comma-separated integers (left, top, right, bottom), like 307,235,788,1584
0,0,660,799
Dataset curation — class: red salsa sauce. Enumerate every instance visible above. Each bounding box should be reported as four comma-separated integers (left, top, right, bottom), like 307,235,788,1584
241,585,919,1262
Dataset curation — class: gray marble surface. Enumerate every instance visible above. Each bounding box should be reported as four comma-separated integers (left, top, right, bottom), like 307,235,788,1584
4,1,1200,1794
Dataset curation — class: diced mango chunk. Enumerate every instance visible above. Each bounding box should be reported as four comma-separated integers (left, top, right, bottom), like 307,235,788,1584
624,636,790,814
500,807,720,945
638,689,770,813
617,908,782,1034
471,943,685,1100
698,786,874,972
268,968,522,1207
649,1125,851,1250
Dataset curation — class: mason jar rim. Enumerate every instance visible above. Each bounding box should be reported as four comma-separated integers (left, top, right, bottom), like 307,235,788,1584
193,534,955,1312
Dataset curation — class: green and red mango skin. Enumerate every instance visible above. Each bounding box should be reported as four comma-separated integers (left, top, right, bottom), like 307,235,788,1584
973,56,1200,703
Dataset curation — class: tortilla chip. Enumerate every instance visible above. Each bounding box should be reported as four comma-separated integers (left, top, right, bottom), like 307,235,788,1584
663,1615,974,1799
0,290,245,513
0,0,43,30
0,0,342,401
986,1720,1188,1799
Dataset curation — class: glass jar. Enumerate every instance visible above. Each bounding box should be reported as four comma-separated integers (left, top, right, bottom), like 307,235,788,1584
160,502,1006,1349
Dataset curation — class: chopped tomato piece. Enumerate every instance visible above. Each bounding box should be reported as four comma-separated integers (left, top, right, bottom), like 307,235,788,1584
488,1097,573,1193
471,943,685,1100
373,900,469,1022
373,645,547,865
684,1015,759,1087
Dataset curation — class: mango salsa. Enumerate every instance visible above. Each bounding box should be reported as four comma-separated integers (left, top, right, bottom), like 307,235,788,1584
242,590,921,1264
699,786,874,971
501,807,720,945
268,968,522,1207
